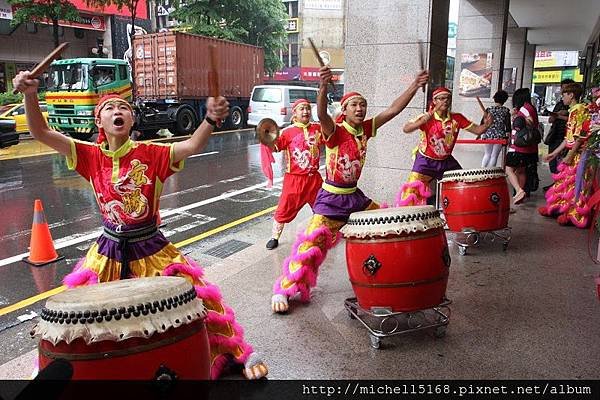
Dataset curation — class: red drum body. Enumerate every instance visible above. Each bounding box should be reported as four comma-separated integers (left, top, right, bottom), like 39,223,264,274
34,277,210,380
341,206,450,312
441,168,509,232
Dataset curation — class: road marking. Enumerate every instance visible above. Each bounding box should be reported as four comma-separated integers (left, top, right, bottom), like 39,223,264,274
0,205,277,317
189,151,219,159
0,177,284,268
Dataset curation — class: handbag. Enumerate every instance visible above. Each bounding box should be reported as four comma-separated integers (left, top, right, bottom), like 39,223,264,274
513,120,542,147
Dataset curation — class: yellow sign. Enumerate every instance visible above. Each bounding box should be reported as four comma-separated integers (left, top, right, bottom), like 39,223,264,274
532,70,562,83
286,18,299,33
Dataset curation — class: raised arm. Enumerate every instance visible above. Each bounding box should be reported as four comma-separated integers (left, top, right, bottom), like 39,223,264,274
375,70,429,130
172,96,229,163
465,112,493,136
318,66,335,138
13,71,71,156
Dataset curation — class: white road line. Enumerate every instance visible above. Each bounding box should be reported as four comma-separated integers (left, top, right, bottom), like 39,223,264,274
0,176,285,268
189,151,219,159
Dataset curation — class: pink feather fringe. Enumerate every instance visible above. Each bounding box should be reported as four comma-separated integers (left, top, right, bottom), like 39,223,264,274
63,259,99,288
272,224,336,300
395,180,432,207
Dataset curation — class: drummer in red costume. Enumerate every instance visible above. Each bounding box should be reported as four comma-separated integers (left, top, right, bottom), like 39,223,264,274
271,66,429,313
265,98,323,250
13,72,267,380
397,87,492,206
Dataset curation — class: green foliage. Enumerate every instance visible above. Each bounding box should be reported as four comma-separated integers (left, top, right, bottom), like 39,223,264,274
172,0,287,73
0,92,45,106
8,0,79,47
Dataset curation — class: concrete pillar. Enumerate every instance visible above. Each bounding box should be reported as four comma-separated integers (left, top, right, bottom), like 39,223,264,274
345,0,450,203
504,27,527,89
451,0,509,168
521,43,536,90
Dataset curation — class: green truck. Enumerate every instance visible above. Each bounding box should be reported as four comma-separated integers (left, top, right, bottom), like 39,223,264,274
44,32,265,141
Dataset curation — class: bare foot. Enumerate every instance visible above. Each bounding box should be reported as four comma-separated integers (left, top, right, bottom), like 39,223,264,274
271,294,289,313
243,353,268,379
513,190,526,205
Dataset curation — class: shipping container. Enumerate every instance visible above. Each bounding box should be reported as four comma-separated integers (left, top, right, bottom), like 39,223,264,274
134,32,264,101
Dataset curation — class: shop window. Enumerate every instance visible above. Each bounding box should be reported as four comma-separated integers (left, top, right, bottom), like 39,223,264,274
25,23,37,34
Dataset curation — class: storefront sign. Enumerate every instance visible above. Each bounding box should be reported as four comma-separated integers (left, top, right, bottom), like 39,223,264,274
286,18,299,33
534,51,579,68
304,0,342,10
39,12,106,31
69,0,148,19
532,70,562,83
0,0,11,20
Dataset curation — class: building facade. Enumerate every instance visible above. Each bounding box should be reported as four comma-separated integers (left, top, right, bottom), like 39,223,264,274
0,0,150,93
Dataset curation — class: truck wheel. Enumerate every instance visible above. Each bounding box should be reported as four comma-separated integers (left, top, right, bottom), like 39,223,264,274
228,106,244,130
171,106,197,136
70,132,94,141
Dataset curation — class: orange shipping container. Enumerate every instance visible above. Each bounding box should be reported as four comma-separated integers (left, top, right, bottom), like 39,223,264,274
133,32,264,101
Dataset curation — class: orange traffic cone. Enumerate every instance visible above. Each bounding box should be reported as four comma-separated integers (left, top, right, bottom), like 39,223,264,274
23,200,64,266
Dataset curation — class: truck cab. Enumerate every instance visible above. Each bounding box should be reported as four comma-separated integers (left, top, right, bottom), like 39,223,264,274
45,58,132,140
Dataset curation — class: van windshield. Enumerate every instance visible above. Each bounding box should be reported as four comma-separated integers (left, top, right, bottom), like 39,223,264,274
252,88,282,103
289,89,317,103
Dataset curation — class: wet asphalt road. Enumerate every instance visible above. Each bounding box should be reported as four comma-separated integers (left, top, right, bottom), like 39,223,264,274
0,129,289,364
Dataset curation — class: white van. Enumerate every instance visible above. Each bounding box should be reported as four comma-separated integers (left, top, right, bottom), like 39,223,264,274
247,85,319,128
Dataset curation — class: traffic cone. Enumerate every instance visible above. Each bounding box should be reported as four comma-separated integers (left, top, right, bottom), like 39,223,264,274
23,200,64,266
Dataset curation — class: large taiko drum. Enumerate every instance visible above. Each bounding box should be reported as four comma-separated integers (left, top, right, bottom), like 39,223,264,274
341,206,450,312
440,167,510,232
32,276,210,380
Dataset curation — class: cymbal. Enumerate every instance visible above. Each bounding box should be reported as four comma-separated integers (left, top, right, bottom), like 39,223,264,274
256,118,279,146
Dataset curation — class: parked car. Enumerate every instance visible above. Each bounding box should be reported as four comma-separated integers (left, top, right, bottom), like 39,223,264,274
0,102,48,134
247,85,321,128
0,118,18,148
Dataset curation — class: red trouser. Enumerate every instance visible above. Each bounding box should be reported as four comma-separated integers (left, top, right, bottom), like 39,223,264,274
274,173,323,223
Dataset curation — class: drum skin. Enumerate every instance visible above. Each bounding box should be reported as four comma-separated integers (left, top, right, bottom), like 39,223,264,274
345,227,450,312
441,177,509,232
38,319,210,380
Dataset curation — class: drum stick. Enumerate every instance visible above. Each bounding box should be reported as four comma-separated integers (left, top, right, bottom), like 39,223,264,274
208,44,222,128
12,42,69,94
308,38,335,93
417,40,426,93
476,96,486,114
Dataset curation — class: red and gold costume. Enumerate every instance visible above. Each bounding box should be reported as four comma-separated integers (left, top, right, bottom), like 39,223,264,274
538,103,592,228
63,95,260,379
270,99,323,241
272,92,379,304
397,87,473,206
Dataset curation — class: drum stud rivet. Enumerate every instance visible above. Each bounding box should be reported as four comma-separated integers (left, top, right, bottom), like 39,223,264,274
144,329,149,335
118,307,126,314
91,310,98,317
72,319,78,325
187,315,192,320
175,319,180,324
120,334,124,339
160,299,167,306
100,309,108,316
57,311,63,318
124,313,131,319
127,306,135,312
86,317,94,324
172,303,178,309
96,316,103,323
76,312,82,319
158,305,164,312
83,310,90,318
64,318,71,324
151,308,157,314
167,298,173,304
178,300,183,306
114,315,122,321
166,304,172,310
79,318,86,324
145,302,152,309
161,324,166,330
153,301,159,307
105,315,112,321
142,309,149,316
137,304,144,311
109,308,116,315
133,311,140,317
59,319,64,324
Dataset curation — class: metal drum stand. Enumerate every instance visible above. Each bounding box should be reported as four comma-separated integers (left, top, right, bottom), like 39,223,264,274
344,297,451,349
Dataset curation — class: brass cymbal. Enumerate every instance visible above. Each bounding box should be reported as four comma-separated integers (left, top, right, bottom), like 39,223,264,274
256,118,280,146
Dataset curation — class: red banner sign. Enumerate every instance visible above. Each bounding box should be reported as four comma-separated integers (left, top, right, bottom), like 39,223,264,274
68,0,148,19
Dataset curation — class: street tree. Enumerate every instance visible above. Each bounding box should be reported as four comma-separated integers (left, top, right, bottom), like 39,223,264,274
173,0,288,73
8,0,79,49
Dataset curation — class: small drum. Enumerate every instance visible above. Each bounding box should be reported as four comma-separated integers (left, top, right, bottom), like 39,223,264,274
341,206,450,312
440,167,510,232
32,276,210,380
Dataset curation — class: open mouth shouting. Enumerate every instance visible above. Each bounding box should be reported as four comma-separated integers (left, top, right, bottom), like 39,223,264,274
113,116,125,128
